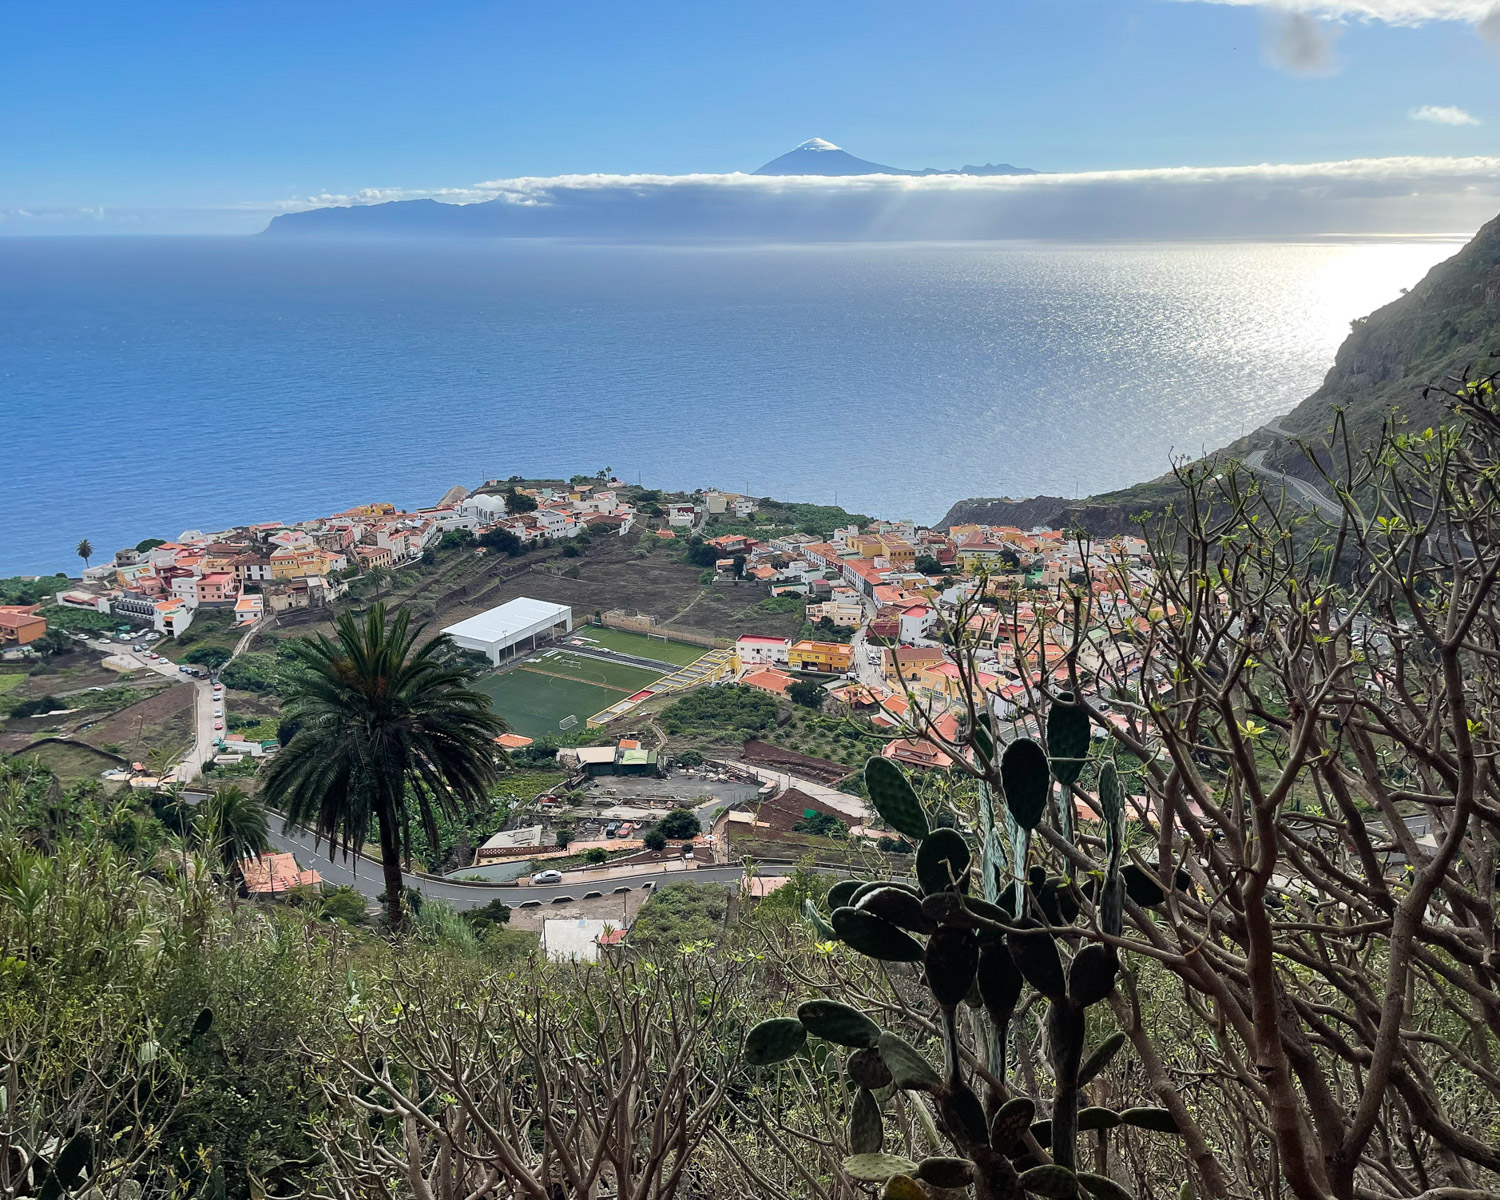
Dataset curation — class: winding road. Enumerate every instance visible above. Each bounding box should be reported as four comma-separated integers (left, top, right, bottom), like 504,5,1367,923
1243,448,1344,522
265,820,784,908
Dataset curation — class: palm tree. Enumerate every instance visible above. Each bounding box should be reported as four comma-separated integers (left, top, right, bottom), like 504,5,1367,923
76,538,93,571
259,603,506,927
196,783,269,872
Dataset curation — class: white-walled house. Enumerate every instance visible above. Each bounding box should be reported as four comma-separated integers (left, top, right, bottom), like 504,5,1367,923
421,506,481,533
735,635,791,669
899,604,938,644
460,493,509,523
532,508,580,539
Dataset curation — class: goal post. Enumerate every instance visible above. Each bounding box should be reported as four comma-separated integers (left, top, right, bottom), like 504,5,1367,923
558,714,579,731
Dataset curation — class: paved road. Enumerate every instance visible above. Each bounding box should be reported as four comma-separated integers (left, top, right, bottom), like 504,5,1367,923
265,819,760,908
85,637,220,778
1244,449,1344,521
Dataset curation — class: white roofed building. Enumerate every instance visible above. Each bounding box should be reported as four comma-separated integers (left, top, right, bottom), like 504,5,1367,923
440,597,573,665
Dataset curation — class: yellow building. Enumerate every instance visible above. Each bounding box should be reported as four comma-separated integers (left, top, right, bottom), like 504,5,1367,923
883,645,946,686
788,640,855,674
269,547,330,580
848,534,916,567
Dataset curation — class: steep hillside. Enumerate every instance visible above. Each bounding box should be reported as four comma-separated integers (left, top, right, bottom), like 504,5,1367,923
941,213,1500,530
1263,218,1500,476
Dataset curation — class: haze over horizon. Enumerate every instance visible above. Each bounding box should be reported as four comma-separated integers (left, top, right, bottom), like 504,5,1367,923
7,0,1500,237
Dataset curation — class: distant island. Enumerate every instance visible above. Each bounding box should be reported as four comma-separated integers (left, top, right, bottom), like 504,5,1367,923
262,138,1038,239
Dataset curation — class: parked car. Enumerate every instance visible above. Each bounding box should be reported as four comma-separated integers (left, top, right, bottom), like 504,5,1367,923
213,720,223,731
531,869,563,885
212,707,223,717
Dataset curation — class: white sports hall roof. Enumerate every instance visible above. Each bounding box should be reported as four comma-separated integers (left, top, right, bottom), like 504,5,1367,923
441,597,571,646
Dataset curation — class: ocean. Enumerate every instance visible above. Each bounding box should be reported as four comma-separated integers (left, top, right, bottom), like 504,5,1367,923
0,235,1460,575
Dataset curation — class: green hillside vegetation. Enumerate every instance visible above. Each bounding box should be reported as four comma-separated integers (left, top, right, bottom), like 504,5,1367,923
658,684,781,738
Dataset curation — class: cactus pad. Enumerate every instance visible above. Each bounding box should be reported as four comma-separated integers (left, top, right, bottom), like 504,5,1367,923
831,907,926,962
798,999,882,1048
1078,1172,1136,1200
1068,944,1120,1008
1001,738,1051,831
1118,1107,1181,1134
1078,1031,1128,1087
875,1031,943,1091
1047,694,1092,787
859,886,939,934
850,1086,884,1154
976,938,1025,1022
989,1096,1036,1154
1008,920,1068,1003
924,926,980,1009
916,827,971,895
744,1018,807,1065
827,879,862,910
864,756,931,842
849,1046,894,1090
843,1152,920,1183
1018,1164,1081,1197
915,1157,976,1189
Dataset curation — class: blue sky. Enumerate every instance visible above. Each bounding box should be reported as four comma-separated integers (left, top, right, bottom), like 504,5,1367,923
3,0,1498,232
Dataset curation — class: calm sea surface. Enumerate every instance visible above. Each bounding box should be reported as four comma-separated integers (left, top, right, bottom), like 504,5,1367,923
0,235,1459,574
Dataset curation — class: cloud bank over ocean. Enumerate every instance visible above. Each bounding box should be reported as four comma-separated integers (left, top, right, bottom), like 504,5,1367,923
260,157,1500,241
8,157,1500,238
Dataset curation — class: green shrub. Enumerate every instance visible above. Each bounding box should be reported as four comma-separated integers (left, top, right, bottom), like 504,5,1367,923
318,885,369,924
657,808,701,839
630,881,728,948
660,686,780,736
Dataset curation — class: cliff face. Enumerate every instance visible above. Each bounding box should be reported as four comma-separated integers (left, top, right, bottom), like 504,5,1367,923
1265,213,1500,474
938,483,1182,534
941,209,1500,529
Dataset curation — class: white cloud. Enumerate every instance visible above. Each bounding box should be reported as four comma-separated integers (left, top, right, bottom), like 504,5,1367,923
254,155,1500,241
1412,104,1481,123
1173,0,1499,23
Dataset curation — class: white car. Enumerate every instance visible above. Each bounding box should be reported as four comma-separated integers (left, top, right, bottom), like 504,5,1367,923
212,708,223,717
531,869,563,885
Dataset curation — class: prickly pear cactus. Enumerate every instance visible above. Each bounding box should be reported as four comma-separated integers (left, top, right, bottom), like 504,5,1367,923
763,749,1187,1199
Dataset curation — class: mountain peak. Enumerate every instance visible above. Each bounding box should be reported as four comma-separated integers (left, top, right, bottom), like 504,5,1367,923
752,139,1035,178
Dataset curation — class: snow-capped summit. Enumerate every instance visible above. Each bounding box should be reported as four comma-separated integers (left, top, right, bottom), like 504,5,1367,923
753,139,910,176
752,139,1036,178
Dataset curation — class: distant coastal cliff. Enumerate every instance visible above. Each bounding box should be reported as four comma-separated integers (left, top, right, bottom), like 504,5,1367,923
943,211,1500,531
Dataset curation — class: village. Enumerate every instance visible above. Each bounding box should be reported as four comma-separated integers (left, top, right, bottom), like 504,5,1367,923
1,472,1158,961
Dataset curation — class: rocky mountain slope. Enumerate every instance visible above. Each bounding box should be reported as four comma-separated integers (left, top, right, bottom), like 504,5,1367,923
941,212,1500,531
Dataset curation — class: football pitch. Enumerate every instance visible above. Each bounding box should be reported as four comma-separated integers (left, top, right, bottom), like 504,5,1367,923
475,647,666,739
567,625,708,667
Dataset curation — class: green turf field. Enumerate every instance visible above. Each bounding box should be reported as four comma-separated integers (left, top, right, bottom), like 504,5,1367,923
568,626,708,667
532,648,663,693
475,670,625,740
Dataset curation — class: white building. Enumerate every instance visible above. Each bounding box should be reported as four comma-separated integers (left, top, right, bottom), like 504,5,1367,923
460,493,509,523
542,917,617,963
441,597,573,665
899,604,938,644
735,635,791,668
